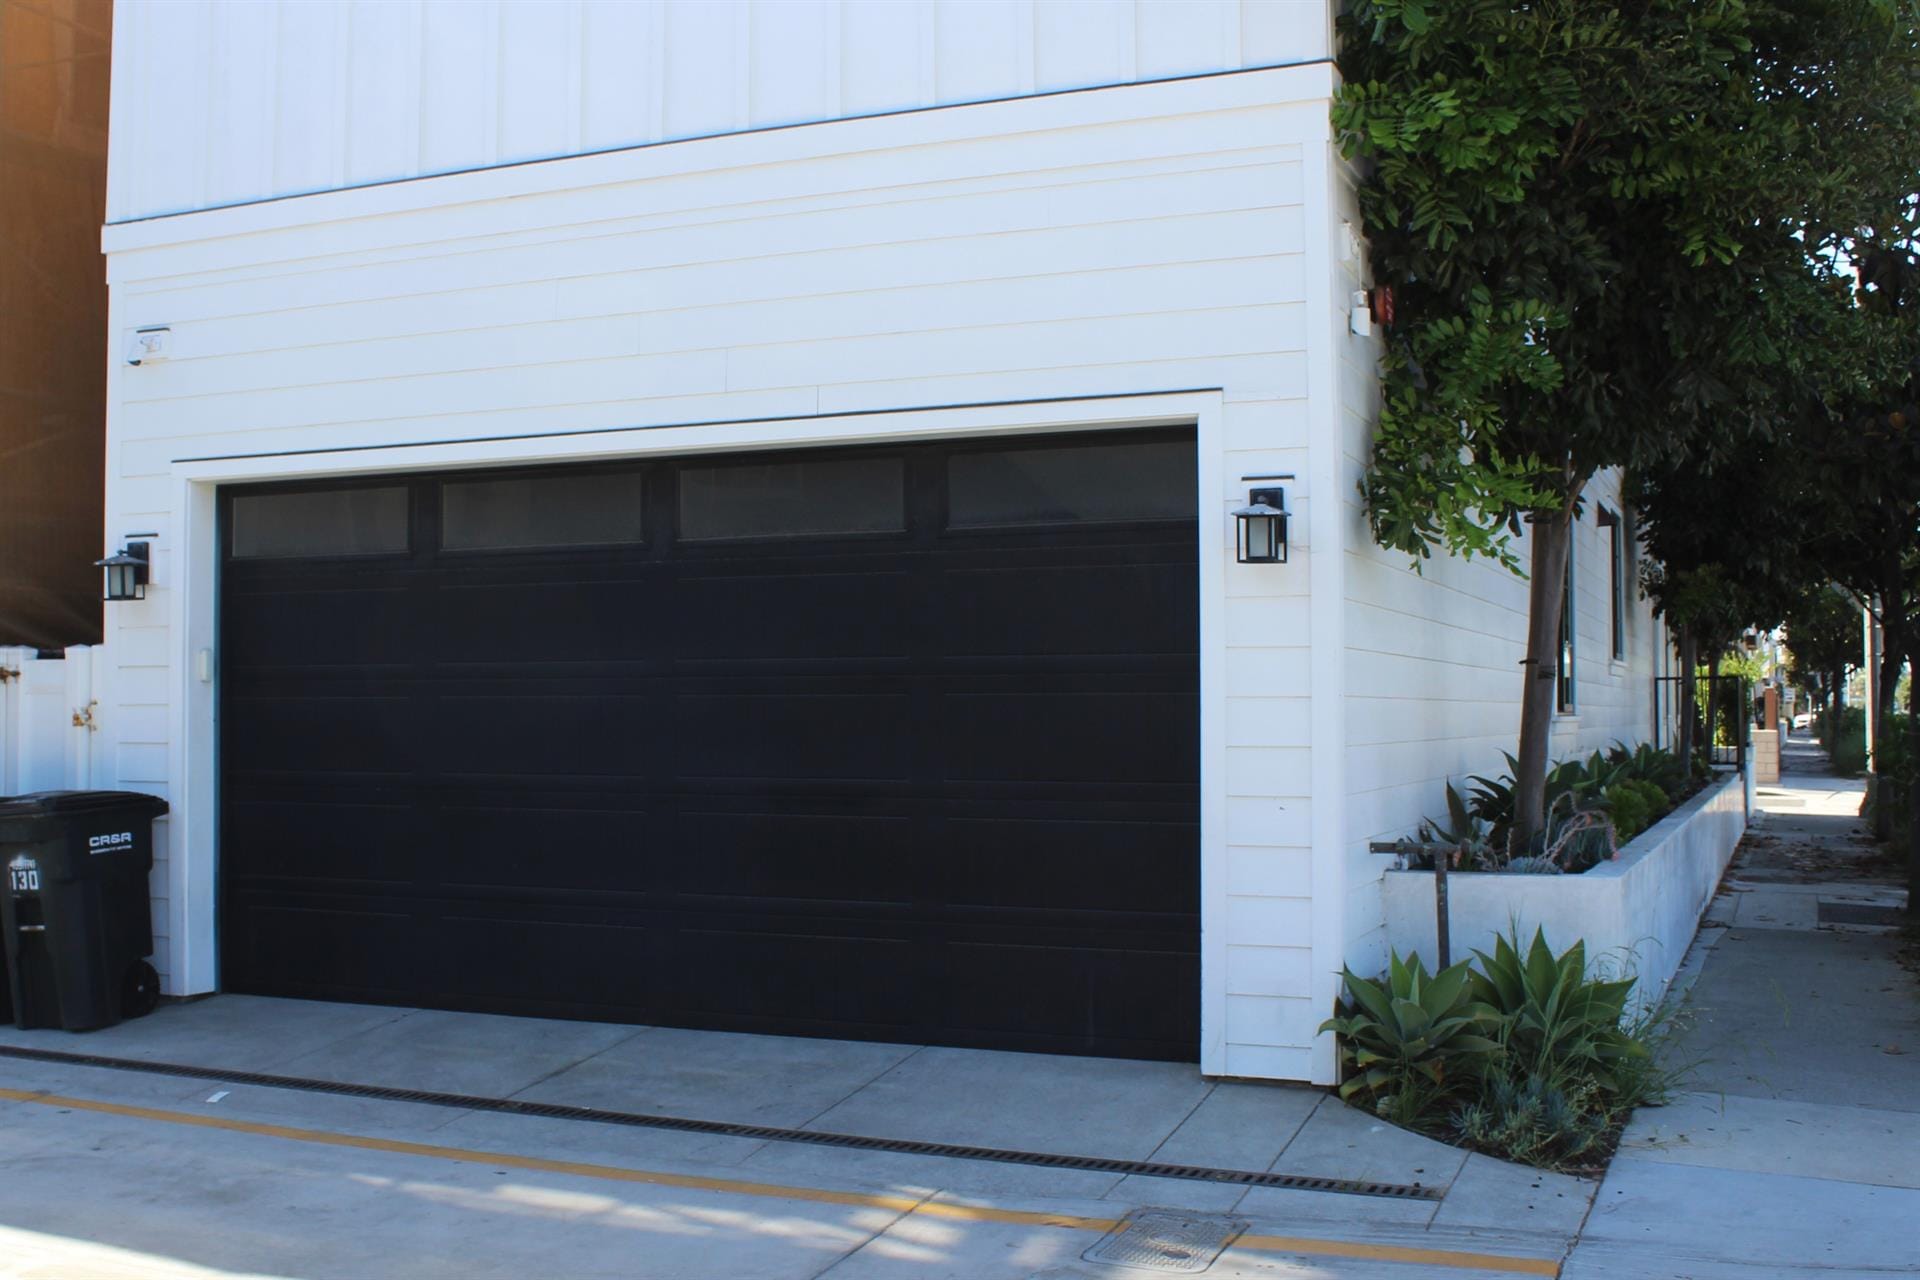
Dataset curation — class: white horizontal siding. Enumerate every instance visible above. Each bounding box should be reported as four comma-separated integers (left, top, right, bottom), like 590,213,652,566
1342,464,1665,978
109,0,1333,222
100,70,1337,1075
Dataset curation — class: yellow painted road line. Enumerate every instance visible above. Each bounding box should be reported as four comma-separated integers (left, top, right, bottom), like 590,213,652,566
1235,1232,1561,1276
0,1086,1558,1276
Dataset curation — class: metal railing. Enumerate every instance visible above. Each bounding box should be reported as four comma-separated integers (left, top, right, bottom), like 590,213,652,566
1653,672,1749,772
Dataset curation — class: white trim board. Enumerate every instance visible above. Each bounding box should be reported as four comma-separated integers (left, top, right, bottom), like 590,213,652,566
165,391,1242,1069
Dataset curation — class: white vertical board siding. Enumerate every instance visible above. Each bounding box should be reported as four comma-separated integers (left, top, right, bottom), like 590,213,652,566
107,0,1333,222
101,68,1337,1078
0,650,163,975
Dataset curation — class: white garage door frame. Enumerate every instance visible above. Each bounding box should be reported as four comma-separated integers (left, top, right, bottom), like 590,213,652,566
165,389,1242,1068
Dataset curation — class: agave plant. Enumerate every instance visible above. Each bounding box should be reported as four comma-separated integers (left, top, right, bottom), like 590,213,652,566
1320,951,1504,1125
1410,782,1500,869
1467,930,1646,1090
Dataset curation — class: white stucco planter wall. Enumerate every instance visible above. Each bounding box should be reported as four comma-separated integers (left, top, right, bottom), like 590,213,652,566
1382,768,1748,1006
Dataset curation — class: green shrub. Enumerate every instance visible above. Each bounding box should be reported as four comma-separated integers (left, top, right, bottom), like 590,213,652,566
1820,706,1867,775
1319,930,1688,1173
1602,778,1669,843
1454,1073,1611,1169
1457,745,1683,864
1319,952,1504,1127
1606,742,1689,795
1867,714,1917,856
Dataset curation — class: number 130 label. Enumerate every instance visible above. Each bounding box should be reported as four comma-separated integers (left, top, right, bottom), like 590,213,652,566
8,867,39,893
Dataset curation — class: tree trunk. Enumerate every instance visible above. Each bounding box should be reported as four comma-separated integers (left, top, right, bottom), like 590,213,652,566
1873,611,1902,840
1512,508,1576,856
1909,646,1920,914
1679,627,1701,765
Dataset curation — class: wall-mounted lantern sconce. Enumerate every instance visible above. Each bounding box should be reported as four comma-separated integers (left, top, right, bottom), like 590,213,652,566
1232,482,1290,564
95,539,152,602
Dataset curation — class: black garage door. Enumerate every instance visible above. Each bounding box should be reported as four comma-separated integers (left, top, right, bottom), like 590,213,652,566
219,428,1199,1060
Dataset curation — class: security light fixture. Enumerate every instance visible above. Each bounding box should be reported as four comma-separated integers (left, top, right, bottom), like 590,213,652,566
1232,486,1289,564
96,541,150,602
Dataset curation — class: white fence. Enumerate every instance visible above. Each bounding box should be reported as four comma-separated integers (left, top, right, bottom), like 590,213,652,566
0,646,106,797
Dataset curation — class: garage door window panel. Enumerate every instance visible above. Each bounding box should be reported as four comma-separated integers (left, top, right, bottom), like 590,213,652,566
947,440,1196,528
441,470,647,551
679,456,905,541
230,486,410,559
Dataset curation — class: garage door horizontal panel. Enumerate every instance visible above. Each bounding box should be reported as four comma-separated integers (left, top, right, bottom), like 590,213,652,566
942,941,1198,1056
431,803,658,895
429,694,658,777
224,799,428,887
224,584,416,671
936,563,1196,657
668,928,918,1028
672,809,916,904
940,690,1198,784
224,695,419,775
670,570,915,660
670,692,914,781
224,901,428,1000
940,817,1199,916
427,577,662,664
430,913,659,1010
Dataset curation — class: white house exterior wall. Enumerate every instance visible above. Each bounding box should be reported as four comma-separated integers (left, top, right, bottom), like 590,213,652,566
107,0,1332,224
1339,426,1667,977
100,64,1343,1081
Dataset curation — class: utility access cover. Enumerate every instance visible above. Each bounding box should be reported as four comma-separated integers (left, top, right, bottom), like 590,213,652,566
1083,1209,1248,1273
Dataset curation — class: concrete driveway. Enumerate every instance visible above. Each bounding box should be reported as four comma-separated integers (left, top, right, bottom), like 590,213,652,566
0,995,1590,1278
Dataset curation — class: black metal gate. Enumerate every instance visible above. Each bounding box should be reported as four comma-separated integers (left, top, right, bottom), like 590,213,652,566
1653,672,1749,772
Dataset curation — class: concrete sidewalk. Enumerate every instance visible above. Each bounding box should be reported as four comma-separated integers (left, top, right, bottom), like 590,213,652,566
1565,733,1919,1279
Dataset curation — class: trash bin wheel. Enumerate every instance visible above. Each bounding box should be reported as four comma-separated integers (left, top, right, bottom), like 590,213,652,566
122,960,160,1019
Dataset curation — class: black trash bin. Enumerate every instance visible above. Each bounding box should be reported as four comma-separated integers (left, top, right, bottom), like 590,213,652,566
1,791,168,1030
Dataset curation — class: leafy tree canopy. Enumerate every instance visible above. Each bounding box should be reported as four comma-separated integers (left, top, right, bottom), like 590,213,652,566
1337,0,1920,568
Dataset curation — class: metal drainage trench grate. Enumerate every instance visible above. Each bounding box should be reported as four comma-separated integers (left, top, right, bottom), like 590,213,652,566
1085,1209,1249,1273
0,1043,1439,1201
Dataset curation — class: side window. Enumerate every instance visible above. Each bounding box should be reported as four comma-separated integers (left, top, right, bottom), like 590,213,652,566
1556,549,1576,714
1600,507,1626,659
230,487,409,559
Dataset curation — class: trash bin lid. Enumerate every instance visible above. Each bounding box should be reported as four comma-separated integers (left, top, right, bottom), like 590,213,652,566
0,790,169,819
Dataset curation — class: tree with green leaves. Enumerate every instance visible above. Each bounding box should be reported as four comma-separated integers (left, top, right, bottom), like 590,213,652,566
1781,231,1920,880
1785,583,1866,731
1336,0,1920,854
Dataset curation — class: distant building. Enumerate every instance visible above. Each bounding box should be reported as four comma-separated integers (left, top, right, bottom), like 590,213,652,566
0,0,111,648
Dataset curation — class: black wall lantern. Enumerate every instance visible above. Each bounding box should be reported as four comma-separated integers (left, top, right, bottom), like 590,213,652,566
96,540,151,602
1233,484,1290,564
